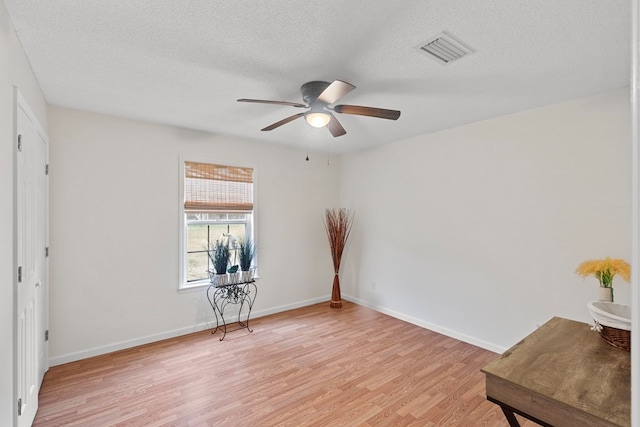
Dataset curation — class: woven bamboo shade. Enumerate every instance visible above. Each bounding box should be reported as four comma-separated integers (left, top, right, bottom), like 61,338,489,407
184,162,253,212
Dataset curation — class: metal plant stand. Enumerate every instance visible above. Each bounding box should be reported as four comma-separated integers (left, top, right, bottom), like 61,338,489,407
206,281,257,341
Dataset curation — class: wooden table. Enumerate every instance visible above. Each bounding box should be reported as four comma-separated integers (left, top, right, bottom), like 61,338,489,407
482,317,630,427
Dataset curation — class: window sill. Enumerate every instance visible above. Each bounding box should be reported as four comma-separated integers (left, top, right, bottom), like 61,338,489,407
178,276,259,293
178,280,210,293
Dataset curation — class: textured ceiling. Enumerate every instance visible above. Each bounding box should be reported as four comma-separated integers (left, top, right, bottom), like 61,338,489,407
4,1,631,153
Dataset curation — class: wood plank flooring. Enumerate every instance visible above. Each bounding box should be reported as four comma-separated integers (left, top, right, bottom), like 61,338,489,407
34,301,536,426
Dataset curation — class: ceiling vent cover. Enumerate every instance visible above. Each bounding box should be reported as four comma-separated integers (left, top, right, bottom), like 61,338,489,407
415,31,475,65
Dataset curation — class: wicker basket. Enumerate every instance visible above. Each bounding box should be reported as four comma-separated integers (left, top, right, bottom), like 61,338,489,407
599,324,631,352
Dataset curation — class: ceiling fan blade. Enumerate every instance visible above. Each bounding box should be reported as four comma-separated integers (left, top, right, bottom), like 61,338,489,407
261,113,305,131
333,104,401,120
317,80,356,105
238,98,307,108
327,113,346,137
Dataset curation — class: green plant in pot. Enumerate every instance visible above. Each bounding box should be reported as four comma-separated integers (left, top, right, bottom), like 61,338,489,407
228,264,240,284
238,237,255,282
208,240,230,286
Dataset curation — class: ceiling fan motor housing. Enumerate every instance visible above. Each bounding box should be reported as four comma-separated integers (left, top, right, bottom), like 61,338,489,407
301,81,332,105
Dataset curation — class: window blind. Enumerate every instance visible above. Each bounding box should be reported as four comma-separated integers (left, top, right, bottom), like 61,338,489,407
184,162,253,212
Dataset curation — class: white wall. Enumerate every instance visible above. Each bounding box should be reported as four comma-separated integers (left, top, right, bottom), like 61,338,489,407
48,89,631,361
0,2,48,425
47,106,339,364
340,88,631,352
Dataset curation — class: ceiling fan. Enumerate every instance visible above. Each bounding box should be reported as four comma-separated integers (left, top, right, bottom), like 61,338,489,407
237,80,401,137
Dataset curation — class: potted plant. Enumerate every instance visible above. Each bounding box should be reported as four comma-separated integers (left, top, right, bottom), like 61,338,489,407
228,264,240,284
238,237,255,282
208,240,230,286
575,257,630,302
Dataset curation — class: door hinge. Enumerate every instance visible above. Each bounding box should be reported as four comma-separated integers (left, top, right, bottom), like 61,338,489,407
45,330,49,341
17,134,22,152
17,398,22,416
18,266,22,283
45,246,49,257
45,163,49,175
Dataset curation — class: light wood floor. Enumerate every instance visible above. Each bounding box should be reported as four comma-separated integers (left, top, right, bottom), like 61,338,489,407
34,301,536,426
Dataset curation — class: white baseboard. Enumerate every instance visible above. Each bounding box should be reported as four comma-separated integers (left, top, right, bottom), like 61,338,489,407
49,323,211,366
250,294,330,319
49,294,331,366
50,293,505,366
342,294,507,354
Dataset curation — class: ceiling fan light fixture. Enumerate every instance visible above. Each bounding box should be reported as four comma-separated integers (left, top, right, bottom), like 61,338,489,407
305,111,331,128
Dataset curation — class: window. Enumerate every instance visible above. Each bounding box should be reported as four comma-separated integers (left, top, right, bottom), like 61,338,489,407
182,161,254,286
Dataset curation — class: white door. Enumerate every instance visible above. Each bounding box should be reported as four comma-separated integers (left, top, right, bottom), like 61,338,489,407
16,94,48,427
35,115,48,388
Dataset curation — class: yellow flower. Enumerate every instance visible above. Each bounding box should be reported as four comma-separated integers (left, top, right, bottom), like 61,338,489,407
575,257,630,288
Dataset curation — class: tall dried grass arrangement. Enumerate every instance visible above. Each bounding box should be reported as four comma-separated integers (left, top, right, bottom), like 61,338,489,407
324,208,354,308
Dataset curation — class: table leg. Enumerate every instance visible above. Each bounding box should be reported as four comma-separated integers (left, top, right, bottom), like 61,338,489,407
239,282,257,332
487,397,554,427
499,405,521,427
207,284,228,340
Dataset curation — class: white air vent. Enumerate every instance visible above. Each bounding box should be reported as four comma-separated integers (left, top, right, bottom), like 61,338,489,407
415,31,475,65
